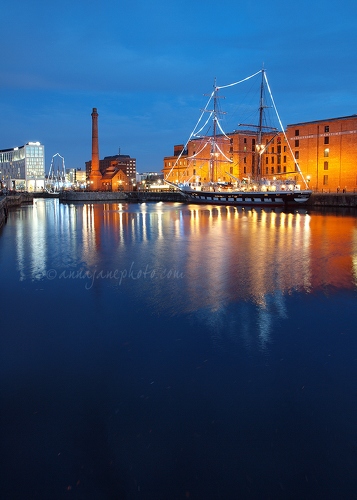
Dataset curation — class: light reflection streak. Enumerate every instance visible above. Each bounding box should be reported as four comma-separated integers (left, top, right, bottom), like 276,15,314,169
352,227,357,287
9,201,357,351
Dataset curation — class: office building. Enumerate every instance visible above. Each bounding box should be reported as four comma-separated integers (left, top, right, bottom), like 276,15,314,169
0,142,45,191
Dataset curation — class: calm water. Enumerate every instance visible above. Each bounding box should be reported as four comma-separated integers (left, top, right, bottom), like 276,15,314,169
1,199,357,499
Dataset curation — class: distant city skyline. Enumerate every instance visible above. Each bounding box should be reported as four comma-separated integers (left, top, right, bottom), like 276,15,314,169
1,0,356,173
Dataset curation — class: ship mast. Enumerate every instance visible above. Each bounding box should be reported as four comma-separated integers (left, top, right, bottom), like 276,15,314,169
210,80,218,183
208,80,227,183
256,69,265,179
239,69,276,182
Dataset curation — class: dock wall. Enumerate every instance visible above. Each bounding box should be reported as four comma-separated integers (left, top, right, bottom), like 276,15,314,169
59,191,128,202
306,193,357,208
0,193,34,230
59,191,185,203
0,196,7,229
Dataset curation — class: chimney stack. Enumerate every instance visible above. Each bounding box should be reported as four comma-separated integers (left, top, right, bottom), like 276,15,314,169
89,107,102,190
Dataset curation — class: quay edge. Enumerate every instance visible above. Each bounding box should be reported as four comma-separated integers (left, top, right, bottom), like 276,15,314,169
1,193,33,230
0,196,7,229
58,191,184,203
304,193,357,209
57,191,354,207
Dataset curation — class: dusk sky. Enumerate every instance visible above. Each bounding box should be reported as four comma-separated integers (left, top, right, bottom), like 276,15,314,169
1,0,356,173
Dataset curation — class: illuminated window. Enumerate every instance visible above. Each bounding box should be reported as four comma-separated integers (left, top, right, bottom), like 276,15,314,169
324,148,329,157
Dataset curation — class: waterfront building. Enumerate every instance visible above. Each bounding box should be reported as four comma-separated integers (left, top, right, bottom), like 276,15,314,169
65,168,86,188
75,169,86,185
285,115,357,192
99,154,136,181
136,171,164,190
85,108,137,191
163,115,357,193
0,142,45,191
66,168,76,185
101,166,130,191
163,130,282,186
86,155,135,190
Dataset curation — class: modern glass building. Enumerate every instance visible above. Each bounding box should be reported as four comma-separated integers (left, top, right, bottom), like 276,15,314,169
0,142,45,191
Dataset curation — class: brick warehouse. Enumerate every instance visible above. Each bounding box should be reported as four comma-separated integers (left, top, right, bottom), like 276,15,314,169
286,115,357,192
163,115,357,193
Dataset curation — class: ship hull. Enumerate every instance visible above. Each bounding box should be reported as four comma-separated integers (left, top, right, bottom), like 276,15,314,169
180,189,312,207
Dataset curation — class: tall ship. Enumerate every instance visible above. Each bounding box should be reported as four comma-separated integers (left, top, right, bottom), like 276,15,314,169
164,69,312,207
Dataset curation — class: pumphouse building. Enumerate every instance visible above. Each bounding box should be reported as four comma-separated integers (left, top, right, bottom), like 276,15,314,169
85,108,137,191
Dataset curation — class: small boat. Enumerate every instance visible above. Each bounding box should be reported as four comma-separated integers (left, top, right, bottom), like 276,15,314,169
164,69,312,207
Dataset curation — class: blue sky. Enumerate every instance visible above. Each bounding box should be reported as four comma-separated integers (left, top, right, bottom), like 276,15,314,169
1,0,356,173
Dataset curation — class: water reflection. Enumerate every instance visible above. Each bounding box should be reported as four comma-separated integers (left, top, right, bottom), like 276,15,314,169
7,199,357,349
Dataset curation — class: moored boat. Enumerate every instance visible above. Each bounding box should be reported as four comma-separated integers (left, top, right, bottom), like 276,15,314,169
164,69,312,207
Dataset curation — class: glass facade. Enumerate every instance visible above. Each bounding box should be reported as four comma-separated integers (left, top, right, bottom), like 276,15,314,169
0,142,45,191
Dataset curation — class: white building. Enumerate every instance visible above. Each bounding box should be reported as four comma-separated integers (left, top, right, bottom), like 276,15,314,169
0,142,45,191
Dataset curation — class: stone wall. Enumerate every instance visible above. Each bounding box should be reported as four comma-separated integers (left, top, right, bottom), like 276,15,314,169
0,196,7,229
59,191,128,202
127,191,185,202
0,194,33,229
306,193,357,208
59,191,185,203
